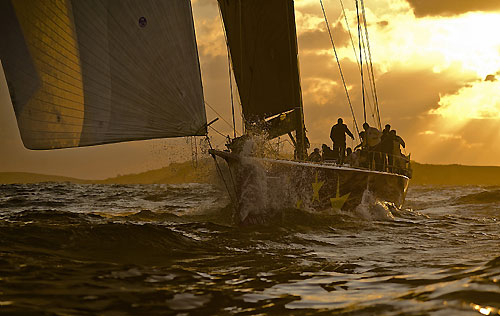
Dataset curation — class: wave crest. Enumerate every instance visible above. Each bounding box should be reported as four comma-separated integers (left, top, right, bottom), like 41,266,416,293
455,189,500,204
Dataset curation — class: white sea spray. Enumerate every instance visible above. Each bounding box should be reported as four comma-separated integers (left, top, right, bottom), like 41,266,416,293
354,189,395,221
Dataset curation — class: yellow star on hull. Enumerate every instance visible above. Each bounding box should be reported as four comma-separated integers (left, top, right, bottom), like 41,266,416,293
296,199,303,209
330,193,350,210
330,174,350,210
311,172,324,203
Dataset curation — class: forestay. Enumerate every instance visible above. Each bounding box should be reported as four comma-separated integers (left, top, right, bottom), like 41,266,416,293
217,0,302,122
0,0,206,150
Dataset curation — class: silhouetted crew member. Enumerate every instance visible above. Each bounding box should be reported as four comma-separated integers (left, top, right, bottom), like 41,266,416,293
391,130,406,173
380,129,395,171
380,124,392,170
363,122,382,170
308,148,322,162
381,124,391,142
354,131,366,150
363,122,382,147
322,144,336,160
392,130,406,150
330,118,354,164
345,147,353,165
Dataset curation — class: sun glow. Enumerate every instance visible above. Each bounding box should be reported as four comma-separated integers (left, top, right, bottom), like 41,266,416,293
430,80,500,122
335,7,500,78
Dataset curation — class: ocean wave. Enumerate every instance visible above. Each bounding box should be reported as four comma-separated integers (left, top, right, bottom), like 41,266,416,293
0,197,68,209
5,209,102,223
0,215,209,265
455,189,500,204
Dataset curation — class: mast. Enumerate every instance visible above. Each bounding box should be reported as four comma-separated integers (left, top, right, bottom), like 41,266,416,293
356,0,367,123
286,0,306,160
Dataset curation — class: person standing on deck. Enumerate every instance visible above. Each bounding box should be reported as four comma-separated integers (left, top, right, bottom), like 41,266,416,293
330,118,354,164
391,129,406,173
363,122,382,170
380,124,392,170
308,148,322,162
381,124,391,142
380,128,395,171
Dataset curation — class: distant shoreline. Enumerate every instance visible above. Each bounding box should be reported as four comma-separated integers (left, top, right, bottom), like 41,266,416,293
1,160,500,186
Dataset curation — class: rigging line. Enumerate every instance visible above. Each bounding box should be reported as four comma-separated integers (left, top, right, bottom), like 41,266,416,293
319,0,360,138
238,0,245,133
360,0,382,128
339,0,361,76
208,125,228,138
204,101,239,136
355,15,378,127
340,2,372,95
206,137,238,222
338,0,377,126
355,0,366,123
228,43,237,139
360,34,377,116
360,34,379,127
355,30,377,127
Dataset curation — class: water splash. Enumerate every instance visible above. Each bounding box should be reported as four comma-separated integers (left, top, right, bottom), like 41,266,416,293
233,133,291,224
237,156,269,223
354,189,395,221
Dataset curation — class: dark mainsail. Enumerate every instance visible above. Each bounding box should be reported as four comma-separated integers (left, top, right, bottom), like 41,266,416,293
217,0,303,121
217,0,306,157
0,0,206,150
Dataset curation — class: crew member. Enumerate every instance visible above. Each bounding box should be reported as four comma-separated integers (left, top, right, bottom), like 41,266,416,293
330,118,354,164
362,122,382,170
391,130,406,173
309,148,322,162
322,144,336,161
381,124,391,142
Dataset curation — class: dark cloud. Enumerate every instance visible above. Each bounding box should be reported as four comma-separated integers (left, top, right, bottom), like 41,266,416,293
298,29,333,51
485,74,497,82
406,0,500,17
376,66,474,119
331,20,351,48
377,21,389,28
298,19,350,52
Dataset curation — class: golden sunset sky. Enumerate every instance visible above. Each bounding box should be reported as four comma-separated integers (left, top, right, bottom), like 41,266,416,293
1,0,500,179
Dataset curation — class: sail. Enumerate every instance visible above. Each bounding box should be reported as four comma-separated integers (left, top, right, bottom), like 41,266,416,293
0,0,206,150
217,0,302,121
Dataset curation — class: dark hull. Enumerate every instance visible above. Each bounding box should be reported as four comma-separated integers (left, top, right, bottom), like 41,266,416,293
211,150,410,224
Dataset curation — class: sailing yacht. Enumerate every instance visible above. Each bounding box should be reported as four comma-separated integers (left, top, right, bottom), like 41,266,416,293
0,0,410,225
211,0,410,224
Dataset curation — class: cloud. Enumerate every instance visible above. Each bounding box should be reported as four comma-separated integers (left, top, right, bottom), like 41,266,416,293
415,118,500,165
485,74,497,82
376,66,475,120
298,29,333,51
430,80,500,121
298,24,350,52
299,56,476,155
406,0,500,17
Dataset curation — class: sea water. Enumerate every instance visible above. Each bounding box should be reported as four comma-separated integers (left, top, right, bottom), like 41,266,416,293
0,183,499,315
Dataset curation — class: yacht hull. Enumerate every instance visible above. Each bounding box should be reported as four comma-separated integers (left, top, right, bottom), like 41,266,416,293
210,150,410,225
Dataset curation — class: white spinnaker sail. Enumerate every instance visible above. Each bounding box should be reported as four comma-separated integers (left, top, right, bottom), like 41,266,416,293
0,0,207,149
